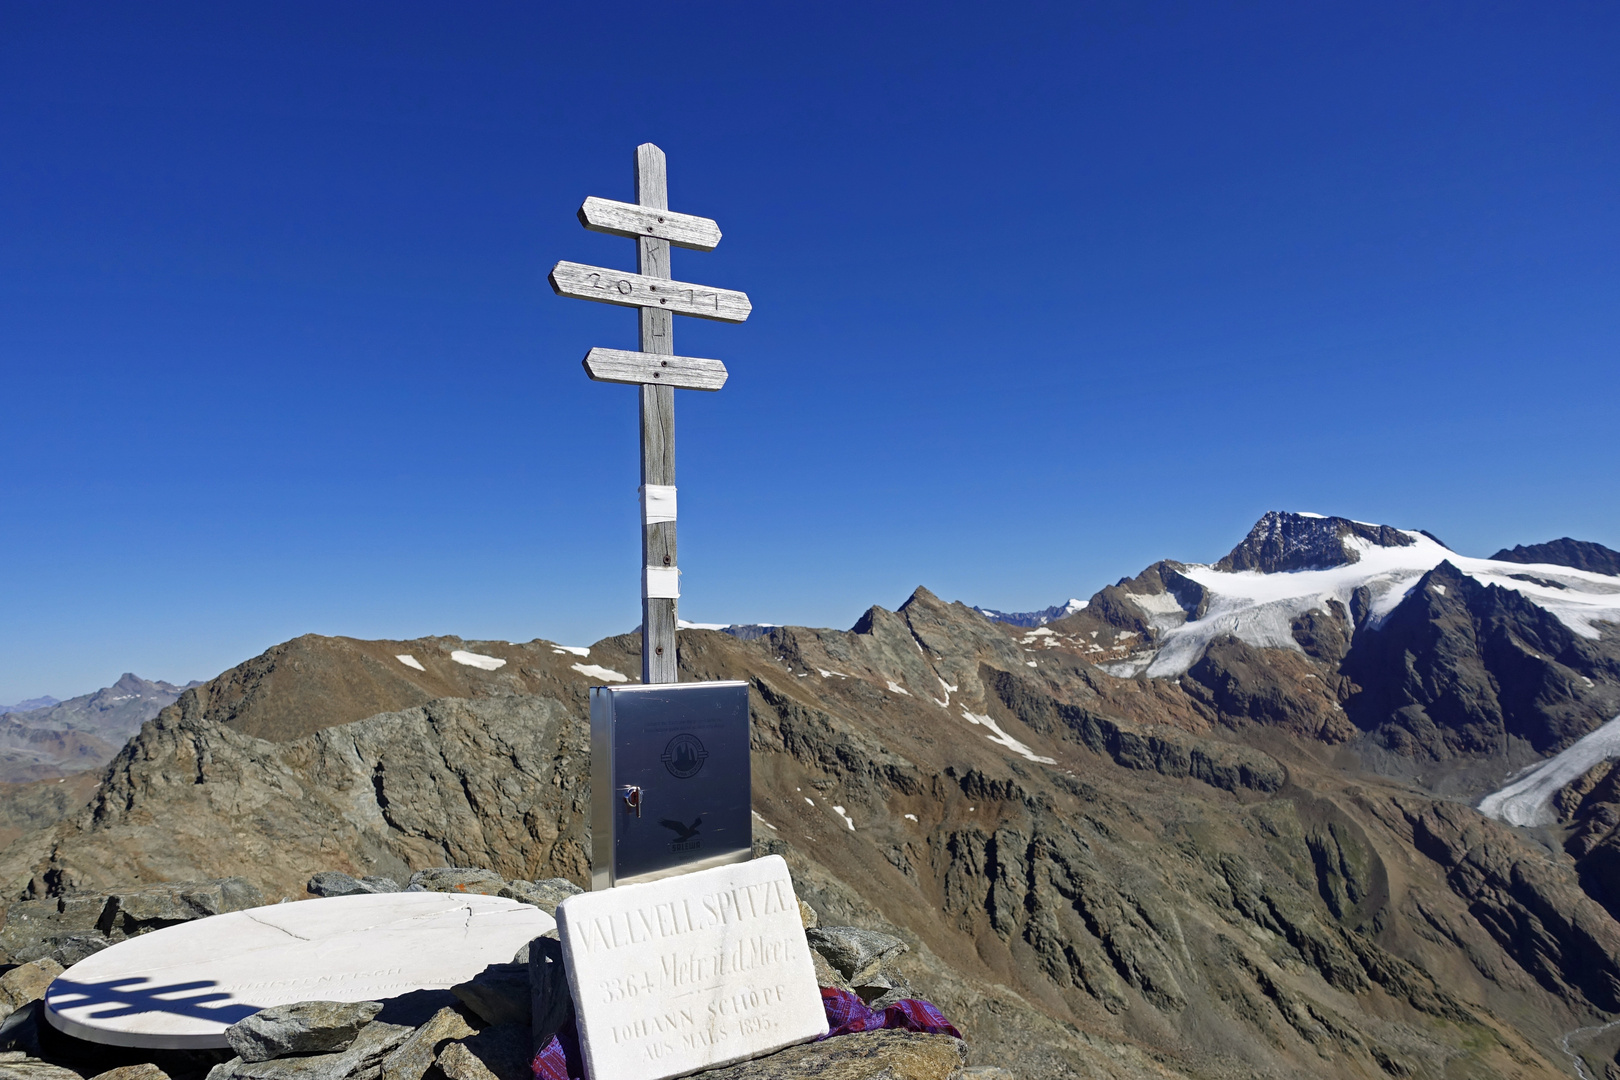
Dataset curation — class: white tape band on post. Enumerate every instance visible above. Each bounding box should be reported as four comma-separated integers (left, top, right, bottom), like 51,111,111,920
640,484,677,525
643,566,681,599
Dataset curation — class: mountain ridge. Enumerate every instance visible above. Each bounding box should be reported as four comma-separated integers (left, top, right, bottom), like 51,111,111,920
6,511,1620,1076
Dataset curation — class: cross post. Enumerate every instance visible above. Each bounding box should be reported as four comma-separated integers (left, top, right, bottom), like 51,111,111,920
550,143,749,686
636,145,678,685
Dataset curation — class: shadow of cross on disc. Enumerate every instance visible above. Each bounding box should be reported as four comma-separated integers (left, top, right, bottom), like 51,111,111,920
47,977,259,1025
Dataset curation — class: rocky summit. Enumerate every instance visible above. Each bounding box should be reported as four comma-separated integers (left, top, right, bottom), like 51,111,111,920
3,512,1620,1078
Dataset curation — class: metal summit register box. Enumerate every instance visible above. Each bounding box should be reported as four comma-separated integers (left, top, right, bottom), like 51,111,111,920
589,681,752,889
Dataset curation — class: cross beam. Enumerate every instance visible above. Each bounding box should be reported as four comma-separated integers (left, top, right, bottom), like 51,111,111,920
550,144,749,685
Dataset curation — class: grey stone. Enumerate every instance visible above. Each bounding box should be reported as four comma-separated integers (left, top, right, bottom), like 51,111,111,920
449,963,528,1028
208,1021,411,1080
406,869,504,896
435,1025,528,1080
105,879,264,939
226,1000,384,1062
960,1068,1016,1079
0,961,63,1023
805,927,909,982
0,1057,84,1080
89,1066,173,1080
810,949,849,992
378,1006,476,1080
494,878,580,915
0,896,113,965
0,1003,41,1057
433,1044,492,1080
688,1030,965,1079
307,873,390,898
304,873,399,898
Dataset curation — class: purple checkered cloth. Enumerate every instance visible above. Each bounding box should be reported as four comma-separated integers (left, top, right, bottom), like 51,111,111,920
531,988,961,1079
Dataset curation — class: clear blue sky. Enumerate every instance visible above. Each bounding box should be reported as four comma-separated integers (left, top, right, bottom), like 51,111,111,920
3,2,1617,702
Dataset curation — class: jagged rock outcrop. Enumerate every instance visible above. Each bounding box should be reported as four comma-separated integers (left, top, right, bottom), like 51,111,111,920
1215,511,1416,573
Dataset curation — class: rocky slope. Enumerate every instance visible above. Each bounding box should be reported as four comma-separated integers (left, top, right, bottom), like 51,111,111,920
4,512,1620,1077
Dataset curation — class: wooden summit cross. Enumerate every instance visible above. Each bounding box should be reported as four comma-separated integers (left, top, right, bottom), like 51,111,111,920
550,144,750,685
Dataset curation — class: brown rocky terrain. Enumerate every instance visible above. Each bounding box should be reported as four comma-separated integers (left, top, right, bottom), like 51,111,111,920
3,513,1620,1077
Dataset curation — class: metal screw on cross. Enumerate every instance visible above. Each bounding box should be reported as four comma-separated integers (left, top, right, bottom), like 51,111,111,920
549,142,751,686
553,144,755,890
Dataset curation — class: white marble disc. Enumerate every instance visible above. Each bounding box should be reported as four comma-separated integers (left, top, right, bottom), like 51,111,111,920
44,892,555,1049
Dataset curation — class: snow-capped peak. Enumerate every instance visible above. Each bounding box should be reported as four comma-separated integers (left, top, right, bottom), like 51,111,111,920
974,598,1089,628
1105,518,1620,679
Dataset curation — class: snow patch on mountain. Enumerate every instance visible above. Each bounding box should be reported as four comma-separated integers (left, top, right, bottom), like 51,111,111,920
1136,530,1620,678
1479,714,1620,826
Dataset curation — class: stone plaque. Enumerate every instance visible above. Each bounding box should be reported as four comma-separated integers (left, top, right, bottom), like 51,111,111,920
44,892,554,1049
555,855,827,1079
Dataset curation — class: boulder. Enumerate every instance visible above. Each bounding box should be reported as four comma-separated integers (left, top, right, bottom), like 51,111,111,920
0,1003,42,1057
449,965,528,1028
0,1054,83,1080
805,927,909,983
0,961,63,1023
435,1025,528,1080
88,1066,172,1080
0,896,112,965
225,1000,384,1062
495,879,579,915
104,879,264,939
690,1030,965,1079
378,1006,476,1080
406,870,504,896
207,1021,411,1080
306,873,399,899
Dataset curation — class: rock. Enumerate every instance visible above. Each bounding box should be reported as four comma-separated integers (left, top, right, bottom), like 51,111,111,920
0,1003,41,1057
407,869,505,896
0,1057,84,1080
689,1030,965,1079
495,878,580,915
433,1044,491,1080
105,878,264,938
960,1069,1015,1079
798,899,818,929
88,1066,172,1080
0,960,63,1023
306,873,398,898
0,896,113,965
208,1021,411,1080
806,927,909,982
449,964,528,1028
436,1025,529,1080
811,949,849,991
225,1000,385,1062
378,1006,477,1080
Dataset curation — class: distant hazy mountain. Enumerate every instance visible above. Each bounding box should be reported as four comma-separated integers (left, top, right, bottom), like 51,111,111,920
0,697,60,715
0,673,197,782
972,598,1087,627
